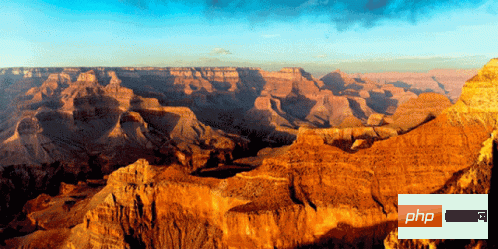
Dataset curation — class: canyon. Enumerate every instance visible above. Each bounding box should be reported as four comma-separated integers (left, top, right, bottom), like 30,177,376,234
0,62,494,248
352,69,478,103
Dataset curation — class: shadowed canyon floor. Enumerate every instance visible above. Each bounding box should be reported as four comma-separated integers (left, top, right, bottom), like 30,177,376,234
0,61,495,248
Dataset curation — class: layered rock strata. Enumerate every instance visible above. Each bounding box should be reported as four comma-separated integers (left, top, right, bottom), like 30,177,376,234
1,67,427,148
50,59,496,248
0,61,491,248
0,70,248,228
389,92,452,132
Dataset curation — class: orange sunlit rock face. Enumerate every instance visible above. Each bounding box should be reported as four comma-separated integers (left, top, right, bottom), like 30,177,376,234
0,60,496,248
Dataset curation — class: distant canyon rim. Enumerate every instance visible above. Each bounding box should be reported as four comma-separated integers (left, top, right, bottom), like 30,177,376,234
0,62,495,248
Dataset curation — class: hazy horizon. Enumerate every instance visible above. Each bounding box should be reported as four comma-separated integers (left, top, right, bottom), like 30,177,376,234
0,63,481,79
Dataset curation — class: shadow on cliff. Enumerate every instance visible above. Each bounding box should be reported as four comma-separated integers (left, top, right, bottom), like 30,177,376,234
0,162,67,245
366,91,398,114
387,81,411,89
191,164,255,179
241,127,296,156
294,221,397,249
189,68,267,135
119,72,189,103
347,98,368,120
37,95,122,144
281,93,316,121
320,71,347,95
135,109,181,135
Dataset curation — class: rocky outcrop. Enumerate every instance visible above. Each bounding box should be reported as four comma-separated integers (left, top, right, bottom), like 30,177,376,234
62,159,248,249
380,60,498,249
295,125,398,151
0,70,247,170
0,70,248,229
321,69,417,115
444,58,498,127
241,68,380,145
389,92,452,132
23,155,393,249
367,113,386,126
321,69,362,95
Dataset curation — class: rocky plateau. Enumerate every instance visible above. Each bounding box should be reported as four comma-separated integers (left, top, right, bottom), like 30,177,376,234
0,61,495,249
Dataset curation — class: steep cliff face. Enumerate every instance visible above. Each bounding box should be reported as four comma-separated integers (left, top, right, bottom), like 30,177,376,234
444,58,498,126
0,70,248,229
51,157,394,249
0,70,246,170
64,160,236,249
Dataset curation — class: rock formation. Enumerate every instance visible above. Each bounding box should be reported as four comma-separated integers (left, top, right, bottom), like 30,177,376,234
0,70,248,228
388,92,452,132
366,113,386,126
444,58,498,126
357,69,478,102
2,67,407,148
321,69,418,115
0,69,246,170
241,68,381,144
0,61,492,248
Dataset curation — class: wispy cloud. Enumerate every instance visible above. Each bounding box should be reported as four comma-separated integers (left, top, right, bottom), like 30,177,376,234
210,48,232,55
313,54,327,58
118,0,489,31
262,34,280,38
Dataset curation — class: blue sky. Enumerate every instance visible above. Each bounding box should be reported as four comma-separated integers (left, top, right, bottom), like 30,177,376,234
1,0,498,76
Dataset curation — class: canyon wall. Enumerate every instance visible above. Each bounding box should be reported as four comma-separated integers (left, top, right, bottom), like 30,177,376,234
0,62,488,248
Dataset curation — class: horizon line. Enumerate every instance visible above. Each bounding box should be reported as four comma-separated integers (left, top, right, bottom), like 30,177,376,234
0,65,480,74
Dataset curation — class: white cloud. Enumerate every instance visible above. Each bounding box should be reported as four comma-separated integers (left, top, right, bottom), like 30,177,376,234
313,54,327,58
210,48,232,55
